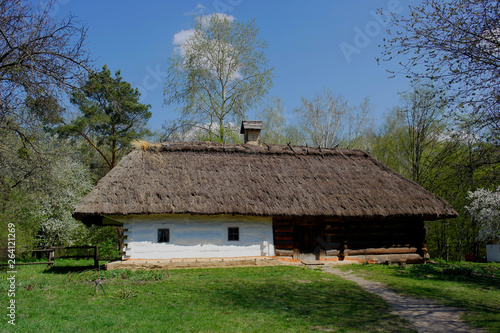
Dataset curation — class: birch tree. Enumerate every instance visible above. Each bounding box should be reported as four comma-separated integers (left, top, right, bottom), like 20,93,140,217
258,97,303,145
295,88,348,148
164,14,273,142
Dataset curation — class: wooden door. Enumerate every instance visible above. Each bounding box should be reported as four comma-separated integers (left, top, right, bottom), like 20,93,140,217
296,223,321,259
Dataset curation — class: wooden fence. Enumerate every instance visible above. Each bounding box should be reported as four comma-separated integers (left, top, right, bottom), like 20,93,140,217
2,246,98,268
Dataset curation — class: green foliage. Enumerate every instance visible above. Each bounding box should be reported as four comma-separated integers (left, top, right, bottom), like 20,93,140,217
369,83,450,186
196,123,242,144
0,129,95,254
73,225,119,260
165,14,273,143
96,238,120,260
408,263,490,278
367,83,500,261
0,186,39,258
379,1,500,260
60,65,152,170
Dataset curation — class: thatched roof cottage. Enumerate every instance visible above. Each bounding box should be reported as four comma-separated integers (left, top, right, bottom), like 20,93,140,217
74,123,457,264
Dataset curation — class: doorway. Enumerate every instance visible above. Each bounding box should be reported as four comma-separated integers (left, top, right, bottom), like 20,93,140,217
296,223,321,260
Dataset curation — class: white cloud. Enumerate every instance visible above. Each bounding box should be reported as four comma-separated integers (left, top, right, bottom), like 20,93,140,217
173,29,195,46
172,29,195,56
184,3,206,16
172,13,236,47
201,12,235,25
171,13,241,80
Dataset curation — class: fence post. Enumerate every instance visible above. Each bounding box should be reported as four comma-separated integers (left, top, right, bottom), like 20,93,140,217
48,250,54,267
93,246,98,268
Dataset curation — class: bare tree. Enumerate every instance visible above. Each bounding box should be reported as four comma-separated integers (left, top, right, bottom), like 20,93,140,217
0,0,91,134
345,97,372,149
398,84,449,185
381,0,500,140
295,88,348,148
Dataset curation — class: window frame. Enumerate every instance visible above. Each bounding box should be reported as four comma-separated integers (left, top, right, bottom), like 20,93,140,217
227,226,240,241
157,228,170,243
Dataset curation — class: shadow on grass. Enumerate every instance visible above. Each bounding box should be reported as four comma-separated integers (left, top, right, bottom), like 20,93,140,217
171,267,417,332
42,265,102,274
397,266,500,291
41,260,108,274
347,264,500,332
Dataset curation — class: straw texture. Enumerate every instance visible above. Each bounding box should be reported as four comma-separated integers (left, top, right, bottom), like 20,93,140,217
73,142,457,224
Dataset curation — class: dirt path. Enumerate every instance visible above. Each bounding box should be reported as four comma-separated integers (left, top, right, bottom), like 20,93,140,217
321,266,487,333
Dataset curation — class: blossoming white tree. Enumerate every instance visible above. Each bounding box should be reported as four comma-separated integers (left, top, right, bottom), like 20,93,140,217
466,187,500,243
164,14,273,142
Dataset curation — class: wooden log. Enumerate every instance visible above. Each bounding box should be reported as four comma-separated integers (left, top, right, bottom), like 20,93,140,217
275,244,293,249
324,218,343,223
55,255,93,259
345,241,413,248
326,242,343,249
273,220,294,226
326,249,341,256
274,234,293,240
274,228,293,233
343,247,418,256
0,261,52,266
346,232,415,238
345,253,424,264
324,225,344,230
275,249,294,256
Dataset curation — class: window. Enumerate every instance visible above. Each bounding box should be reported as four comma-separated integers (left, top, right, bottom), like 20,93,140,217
228,227,239,241
158,228,170,243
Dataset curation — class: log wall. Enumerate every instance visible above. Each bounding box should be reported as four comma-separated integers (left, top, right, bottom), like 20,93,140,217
272,218,294,252
273,216,427,263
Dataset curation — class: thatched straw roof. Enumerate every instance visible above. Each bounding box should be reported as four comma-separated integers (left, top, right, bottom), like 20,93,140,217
73,142,457,225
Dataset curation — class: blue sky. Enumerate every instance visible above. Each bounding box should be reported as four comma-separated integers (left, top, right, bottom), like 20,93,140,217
54,0,412,130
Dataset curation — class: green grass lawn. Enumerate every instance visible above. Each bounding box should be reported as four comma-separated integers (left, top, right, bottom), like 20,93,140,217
338,262,500,333
0,260,415,333
2,260,498,333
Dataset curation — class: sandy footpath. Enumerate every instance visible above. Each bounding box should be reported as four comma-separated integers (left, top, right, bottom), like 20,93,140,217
321,266,487,333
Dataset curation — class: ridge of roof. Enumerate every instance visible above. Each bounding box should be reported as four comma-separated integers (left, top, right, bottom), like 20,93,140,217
136,141,368,157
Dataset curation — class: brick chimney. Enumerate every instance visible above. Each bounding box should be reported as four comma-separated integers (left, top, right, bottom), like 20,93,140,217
240,120,263,145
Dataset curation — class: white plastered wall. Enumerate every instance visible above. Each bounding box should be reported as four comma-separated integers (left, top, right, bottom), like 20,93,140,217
106,214,275,260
